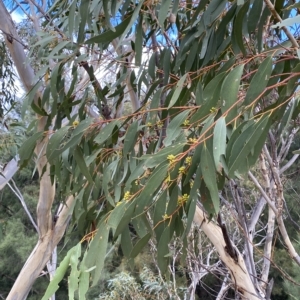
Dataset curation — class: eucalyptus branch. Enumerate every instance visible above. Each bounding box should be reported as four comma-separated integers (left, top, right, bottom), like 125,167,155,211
264,0,299,49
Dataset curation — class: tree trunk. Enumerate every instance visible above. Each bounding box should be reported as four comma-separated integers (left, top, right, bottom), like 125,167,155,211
193,206,261,300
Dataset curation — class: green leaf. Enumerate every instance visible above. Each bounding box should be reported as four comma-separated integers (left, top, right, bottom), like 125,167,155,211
130,233,151,258
228,115,269,177
220,64,244,122
248,0,263,33
164,110,191,147
134,162,169,216
142,142,185,168
121,226,133,257
123,120,139,156
158,0,172,29
49,41,71,59
94,120,121,145
213,117,226,171
118,1,144,47
107,201,135,233
68,0,77,38
68,244,81,299
85,17,131,44
78,271,89,300
154,189,168,241
157,226,170,274
278,99,295,136
168,74,188,109
190,72,226,124
135,16,143,66
233,1,249,56
84,222,109,286
18,132,43,168
201,146,220,214
74,146,94,184
77,0,90,43
244,57,273,106
42,245,78,300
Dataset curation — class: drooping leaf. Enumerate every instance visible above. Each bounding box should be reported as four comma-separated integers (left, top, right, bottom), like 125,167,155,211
213,117,227,171
164,110,191,147
84,221,109,286
74,146,94,184
123,120,139,156
168,74,188,109
157,226,171,274
130,232,151,258
158,0,172,29
68,243,81,299
85,17,131,44
19,132,43,168
201,146,220,214
220,64,244,122
244,57,273,106
228,115,269,177
41,245,79,300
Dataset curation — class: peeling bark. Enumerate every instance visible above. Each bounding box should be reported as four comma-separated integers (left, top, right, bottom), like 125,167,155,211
193,205,261,300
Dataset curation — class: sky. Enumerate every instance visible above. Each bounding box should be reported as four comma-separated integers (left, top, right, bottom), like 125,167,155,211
11,11,25,23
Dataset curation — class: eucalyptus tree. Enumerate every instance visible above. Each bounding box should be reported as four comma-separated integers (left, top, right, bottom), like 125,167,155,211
1,0,300,299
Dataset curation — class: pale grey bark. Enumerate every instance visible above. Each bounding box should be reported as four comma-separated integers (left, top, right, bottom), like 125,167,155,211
7,196,75,300
193,205,261,300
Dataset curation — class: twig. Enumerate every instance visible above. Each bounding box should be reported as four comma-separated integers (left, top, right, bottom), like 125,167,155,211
264,0,299,49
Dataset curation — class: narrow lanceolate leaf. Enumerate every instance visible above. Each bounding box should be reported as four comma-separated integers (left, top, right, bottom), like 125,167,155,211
130,232,151,258
47,127,70,164
123,120,139,156
19,132,43,168
233,1,249,56
118,1,144,47
84,222,109,286
201,146,220,214
85,17,131,44
41,245,78,300
78,271,89,300
57,118,94,155
135,16,143,66
220,64,244,122
213,117,226,171
68,0,77,38
94,120,121,145
77,0,90,43
248,0,263,33
68,244,81,299
107,201,135,233
168,74,188,109
134,162,169,216
244,57,273,106
74,146,94,183
228,115,269,177
164,110,191,147
157,226,171,274
158,0,172,29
